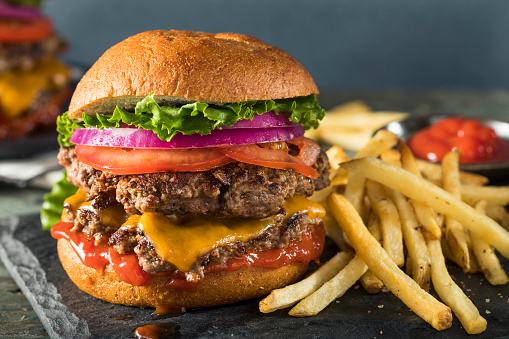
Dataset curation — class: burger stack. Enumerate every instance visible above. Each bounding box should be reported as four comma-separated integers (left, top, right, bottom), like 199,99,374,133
49,30,330,309
0,0,70,140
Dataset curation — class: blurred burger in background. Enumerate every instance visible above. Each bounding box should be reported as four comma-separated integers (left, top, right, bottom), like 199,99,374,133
0,0,70,140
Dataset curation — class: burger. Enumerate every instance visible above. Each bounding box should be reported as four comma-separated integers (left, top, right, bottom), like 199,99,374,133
0,0,70,140
47,30,330,309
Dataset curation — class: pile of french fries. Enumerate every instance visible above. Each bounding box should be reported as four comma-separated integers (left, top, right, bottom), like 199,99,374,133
304,100,408,151
260,124,509,334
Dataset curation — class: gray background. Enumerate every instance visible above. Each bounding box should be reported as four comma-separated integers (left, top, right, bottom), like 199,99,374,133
43,0,509,90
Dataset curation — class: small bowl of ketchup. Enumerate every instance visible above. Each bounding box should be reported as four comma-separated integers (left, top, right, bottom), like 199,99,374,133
382,114,509,183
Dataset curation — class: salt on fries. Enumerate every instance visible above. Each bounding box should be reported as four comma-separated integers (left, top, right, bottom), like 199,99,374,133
260,127,509,335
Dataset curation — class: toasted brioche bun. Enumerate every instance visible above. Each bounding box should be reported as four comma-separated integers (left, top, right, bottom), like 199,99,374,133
57,238,309,309
68,30,318,118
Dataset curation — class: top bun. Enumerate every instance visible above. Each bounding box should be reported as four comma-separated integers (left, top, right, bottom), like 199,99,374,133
68,30,318,119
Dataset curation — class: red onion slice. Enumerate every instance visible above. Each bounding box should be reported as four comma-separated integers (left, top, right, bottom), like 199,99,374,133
70,125,305,149
0,1,41,20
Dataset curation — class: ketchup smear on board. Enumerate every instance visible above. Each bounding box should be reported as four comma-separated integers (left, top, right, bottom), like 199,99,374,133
408,117,509,163
51,221,325,290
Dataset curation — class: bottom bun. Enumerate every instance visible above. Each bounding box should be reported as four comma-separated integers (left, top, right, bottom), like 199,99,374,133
57,238,309,309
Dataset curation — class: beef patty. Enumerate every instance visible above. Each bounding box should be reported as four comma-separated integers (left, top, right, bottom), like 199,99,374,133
59,144,330,219
0,33,67,73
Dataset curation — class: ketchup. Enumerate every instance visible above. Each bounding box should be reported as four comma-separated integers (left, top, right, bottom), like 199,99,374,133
408,117,509,163
203,222,325,273
51,221,325,290
51,221,152,286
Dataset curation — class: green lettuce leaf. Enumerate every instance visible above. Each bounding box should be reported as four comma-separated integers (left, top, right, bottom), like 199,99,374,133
57,93,324,147
40,170,78,231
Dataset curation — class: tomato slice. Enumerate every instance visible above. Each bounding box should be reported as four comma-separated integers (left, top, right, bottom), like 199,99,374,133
74,145,234,174
74,137,320,178
287,136,321,166
223,143,319,178
0,17,52,43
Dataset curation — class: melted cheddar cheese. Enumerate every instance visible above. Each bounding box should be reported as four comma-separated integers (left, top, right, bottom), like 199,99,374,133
64,190,326,272
63,189,128,228
0,58,70,118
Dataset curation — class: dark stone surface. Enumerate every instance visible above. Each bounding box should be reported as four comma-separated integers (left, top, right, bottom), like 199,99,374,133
1,214,509,338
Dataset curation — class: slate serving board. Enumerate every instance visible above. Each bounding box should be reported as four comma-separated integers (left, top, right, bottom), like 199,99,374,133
1,214,509,339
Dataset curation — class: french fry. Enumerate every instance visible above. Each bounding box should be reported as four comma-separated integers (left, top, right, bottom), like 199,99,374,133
442,151,471,272
360,215,384,294
470,200,509,285
259,250,355,313
387,188,431,291
435,211,445,229
359,270,384,294
343,170,367,217
405,253,414,276
354,129,398,159
467,245,482,274
367,213,382,241
326,145,350,186
380,148,401,166
340,157,509,259
398,140,442,239
365,180,404,267
289,255,368,317
427,238,487,334
416,159,489,186
327,193,452,331
414,201,443,240
343,129,398,217
323,215,348,251
461,185,509,206
326,145,350,172
486,205,509,230
309,188,347,251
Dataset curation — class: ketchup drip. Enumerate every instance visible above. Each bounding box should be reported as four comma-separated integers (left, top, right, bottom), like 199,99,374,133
134,323,180,339
51,221,325,290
